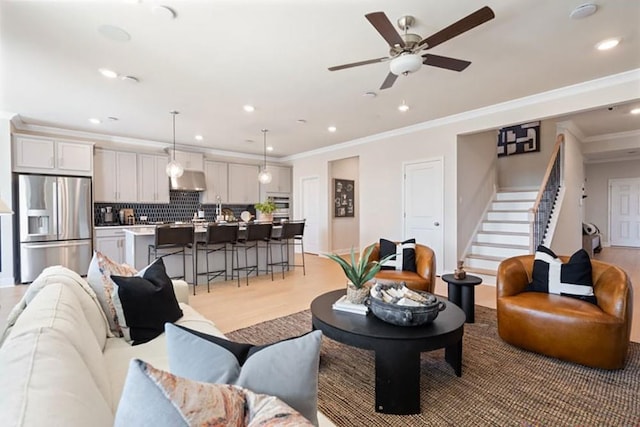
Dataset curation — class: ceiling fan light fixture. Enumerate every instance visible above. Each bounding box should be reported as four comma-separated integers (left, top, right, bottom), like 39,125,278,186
389,53,422,76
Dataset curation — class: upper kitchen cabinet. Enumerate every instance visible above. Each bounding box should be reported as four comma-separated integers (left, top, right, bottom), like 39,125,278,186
228,163,259,203
94,149,138,202
172,150,204,171
203,160,228,204
138,154,170,203
261,165,292,195
13,136,93,176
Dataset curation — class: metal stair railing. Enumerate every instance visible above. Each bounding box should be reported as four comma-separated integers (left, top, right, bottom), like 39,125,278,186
529,134,564,252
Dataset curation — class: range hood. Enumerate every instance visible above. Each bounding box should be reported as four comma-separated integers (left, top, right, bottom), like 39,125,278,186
170,170,207,192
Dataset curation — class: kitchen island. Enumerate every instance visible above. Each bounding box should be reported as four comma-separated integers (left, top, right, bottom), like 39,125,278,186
123,224,290,286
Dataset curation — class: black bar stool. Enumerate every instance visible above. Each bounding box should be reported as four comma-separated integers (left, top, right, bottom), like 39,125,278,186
233,222,272,287
287,220,306,275
195,223,238,294
268,220,305,280
148,224,194,282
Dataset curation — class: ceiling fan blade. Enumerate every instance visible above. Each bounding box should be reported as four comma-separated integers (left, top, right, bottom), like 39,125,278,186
418,6,495,49
422,54,471,72
328,57,389,71
365,11,405,48
380,72,398,90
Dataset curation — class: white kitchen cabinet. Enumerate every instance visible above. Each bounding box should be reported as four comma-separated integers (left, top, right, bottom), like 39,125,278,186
13,136,93,175
203,160,228,204
95,228,127,264
228,163,259,203
138,154,170,203
261,165,292,195
94,149,138,202
172,150,204,171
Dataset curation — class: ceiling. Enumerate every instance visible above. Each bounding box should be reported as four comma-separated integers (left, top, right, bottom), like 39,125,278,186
1,1,639,159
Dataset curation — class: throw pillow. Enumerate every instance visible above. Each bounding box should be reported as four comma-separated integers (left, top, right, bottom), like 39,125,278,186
379,238,417,272
114,359,313,427
165,323,322,425
86,251,137,336
526,245,597,304
110,258,183,345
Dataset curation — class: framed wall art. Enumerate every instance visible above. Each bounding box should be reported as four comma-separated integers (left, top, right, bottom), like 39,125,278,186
497,121,540,157
333,178,354,217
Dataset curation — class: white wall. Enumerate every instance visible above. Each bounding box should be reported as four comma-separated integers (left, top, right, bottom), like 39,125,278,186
496,119,558,189
0,116,15,286
291,71,640,273
457,131,497,257
585,159,640,245
329,156,359,253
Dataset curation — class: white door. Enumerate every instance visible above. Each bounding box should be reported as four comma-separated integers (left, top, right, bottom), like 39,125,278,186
301,176,320,254
609,178,640,247
403,158,444,273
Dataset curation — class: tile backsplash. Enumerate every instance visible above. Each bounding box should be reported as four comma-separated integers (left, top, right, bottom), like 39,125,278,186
94,191,255,225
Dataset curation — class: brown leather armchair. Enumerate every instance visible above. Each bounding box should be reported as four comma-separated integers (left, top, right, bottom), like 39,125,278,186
364,242,436,293
497,255,633,370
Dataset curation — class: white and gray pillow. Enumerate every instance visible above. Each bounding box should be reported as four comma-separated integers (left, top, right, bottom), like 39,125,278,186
165,323,322,426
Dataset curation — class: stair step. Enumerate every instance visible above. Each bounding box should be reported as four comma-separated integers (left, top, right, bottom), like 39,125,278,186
476,231,530,246
470,243,530,258
487,211,529,221
496,191,538,201
482,220,530,233
465,254,503,271
492,200,535,211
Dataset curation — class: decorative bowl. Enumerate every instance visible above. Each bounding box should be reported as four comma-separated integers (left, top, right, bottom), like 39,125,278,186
369,283,445,327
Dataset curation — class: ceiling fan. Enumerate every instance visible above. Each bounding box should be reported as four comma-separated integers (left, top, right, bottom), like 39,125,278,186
328,6,495,90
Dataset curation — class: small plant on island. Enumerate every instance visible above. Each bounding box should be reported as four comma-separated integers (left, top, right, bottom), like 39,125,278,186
254,198,277,214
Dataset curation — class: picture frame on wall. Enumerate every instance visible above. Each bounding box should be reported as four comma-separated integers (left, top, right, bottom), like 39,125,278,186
333,178,354,218
497,121,541,157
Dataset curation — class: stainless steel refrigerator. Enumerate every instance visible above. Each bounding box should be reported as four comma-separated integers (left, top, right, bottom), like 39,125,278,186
17,174,92,283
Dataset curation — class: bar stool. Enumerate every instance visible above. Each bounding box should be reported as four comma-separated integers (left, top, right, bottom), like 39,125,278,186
287,220,306,275
148,224,195,282
268,220,304,280
195,223,238,294
233,222,272,287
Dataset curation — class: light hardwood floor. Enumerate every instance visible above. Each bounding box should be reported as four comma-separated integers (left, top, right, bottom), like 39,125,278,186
1,247,638,342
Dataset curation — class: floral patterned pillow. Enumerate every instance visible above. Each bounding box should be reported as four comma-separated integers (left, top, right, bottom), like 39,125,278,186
115,359,313,426
86,251,137,336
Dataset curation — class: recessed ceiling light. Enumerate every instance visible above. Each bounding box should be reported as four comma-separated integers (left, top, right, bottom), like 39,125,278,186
97,25,131,42
328,126,337,133
296,119,307,124
89,118,101,124
569,3,597,19
98,68,118,79
630,108,640,115
245,139,254,144
363,91,377,98
151,5,176,20
243,105,255,112
398,101,410,112
107,116,119,121
596,38,620,51
120,75,139,83
266,146,274,152
195,135,203,141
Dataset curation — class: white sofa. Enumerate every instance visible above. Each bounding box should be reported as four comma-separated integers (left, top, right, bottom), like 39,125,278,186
0,267,334,426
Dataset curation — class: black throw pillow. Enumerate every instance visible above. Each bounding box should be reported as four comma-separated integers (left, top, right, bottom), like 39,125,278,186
526,245,596,304
379,238,417,272
111,258,183,345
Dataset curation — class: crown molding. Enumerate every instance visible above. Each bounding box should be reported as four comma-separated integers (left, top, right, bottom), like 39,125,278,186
583,128,640,143
556,120,586,141
0,111,17,121
584,154,640,164
284,68,640,161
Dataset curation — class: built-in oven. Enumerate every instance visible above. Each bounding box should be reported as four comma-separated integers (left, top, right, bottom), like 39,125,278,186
268,193,290,221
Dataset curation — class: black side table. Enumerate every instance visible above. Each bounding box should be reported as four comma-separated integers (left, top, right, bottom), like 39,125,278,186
441,273,482,323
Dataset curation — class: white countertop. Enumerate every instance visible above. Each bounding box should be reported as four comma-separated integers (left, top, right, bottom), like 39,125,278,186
94,224,153,230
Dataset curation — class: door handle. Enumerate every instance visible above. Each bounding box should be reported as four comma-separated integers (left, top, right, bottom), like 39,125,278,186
434,222,440,226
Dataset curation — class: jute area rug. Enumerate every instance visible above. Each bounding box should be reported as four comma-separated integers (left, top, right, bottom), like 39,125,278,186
227,306,640,426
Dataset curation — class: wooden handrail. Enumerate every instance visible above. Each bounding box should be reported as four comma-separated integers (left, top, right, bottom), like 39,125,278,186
531,133,564,214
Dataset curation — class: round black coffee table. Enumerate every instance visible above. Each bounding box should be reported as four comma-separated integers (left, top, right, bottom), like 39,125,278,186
311,289,465,415
441,273,483,323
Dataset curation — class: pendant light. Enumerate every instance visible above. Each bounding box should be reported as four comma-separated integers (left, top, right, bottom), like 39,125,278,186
257,128,272,184
165,110,184,178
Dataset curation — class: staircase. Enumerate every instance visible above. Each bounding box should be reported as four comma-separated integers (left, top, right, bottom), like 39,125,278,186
464,190,536,285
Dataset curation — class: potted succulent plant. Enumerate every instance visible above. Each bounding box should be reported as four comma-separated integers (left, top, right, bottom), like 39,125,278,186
254,198,277,222
325,246,394,304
